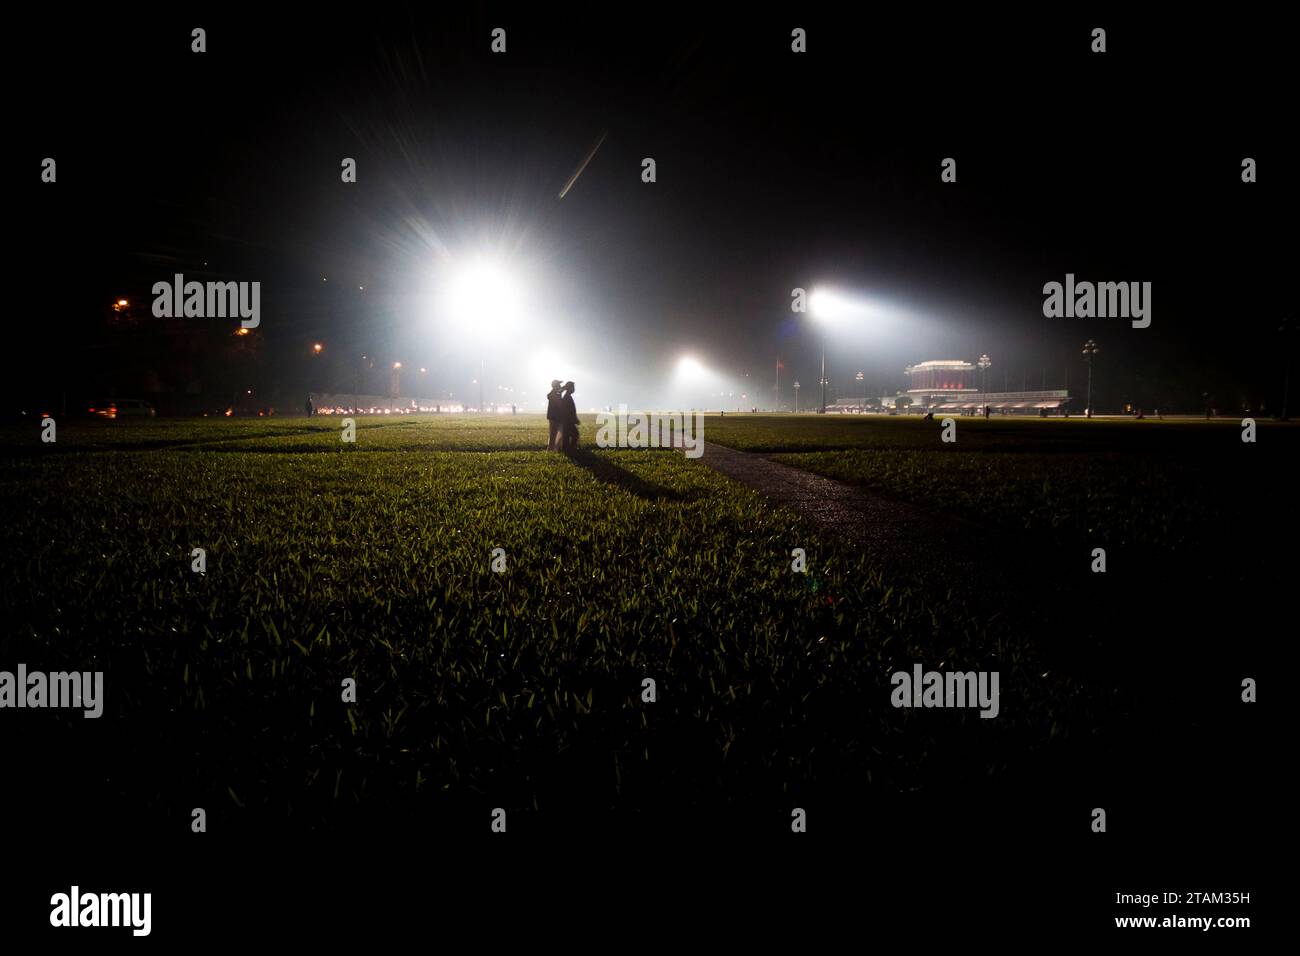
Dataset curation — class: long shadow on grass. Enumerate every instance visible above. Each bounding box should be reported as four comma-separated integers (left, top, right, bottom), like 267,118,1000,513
564,448,694,502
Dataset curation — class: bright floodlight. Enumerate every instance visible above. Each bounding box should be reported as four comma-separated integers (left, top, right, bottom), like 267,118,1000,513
441,258,526,341
677,354,707,377
809,288,866,322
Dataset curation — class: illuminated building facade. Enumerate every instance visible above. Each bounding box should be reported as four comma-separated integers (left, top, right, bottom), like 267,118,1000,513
827,359,1073,415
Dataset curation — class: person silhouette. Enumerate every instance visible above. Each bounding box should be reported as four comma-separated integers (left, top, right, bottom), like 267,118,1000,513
545,380,564,450
561,381,578,451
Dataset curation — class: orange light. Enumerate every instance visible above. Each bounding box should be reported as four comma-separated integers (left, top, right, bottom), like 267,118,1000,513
116,299,128,307
313,343,323,353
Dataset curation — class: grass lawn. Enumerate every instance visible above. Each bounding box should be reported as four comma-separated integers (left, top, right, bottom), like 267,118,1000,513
3,415,1085,834
707,414,1299,564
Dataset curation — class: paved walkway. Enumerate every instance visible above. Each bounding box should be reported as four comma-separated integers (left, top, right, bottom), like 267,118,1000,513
695,441,981,564
691,441,1071,619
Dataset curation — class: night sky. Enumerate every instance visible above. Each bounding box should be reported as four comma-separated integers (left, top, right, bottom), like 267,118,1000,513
16,6,1294,412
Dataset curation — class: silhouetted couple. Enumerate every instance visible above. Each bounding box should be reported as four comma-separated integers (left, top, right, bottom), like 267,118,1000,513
546,379,579,451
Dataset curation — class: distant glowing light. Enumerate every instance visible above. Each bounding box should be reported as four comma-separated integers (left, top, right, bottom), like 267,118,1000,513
677,355,706,377
393,362,402,369
673,354,729,407
235,328,250,336
312,343,323,354
116,299,128,307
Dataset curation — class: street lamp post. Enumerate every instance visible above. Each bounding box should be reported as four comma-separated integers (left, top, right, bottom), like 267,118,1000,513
978,353,992,398
820,339,827,414
794,380,800,413
1281,317,1296,421
809,287,879,413
1081,339,1099,418
307,343,323,408
355,354,369,415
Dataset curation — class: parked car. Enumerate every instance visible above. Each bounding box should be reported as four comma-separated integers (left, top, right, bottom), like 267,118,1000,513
88,399,156,419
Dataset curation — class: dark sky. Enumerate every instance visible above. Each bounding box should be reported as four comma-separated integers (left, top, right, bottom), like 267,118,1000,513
15,5,1295,411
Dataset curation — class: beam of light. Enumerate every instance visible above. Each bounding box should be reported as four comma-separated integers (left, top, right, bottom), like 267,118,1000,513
809,287,876,324
558,131,608,199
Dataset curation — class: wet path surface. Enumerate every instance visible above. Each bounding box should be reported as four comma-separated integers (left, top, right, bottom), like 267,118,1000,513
691,441,1078,627
695,441,984,566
